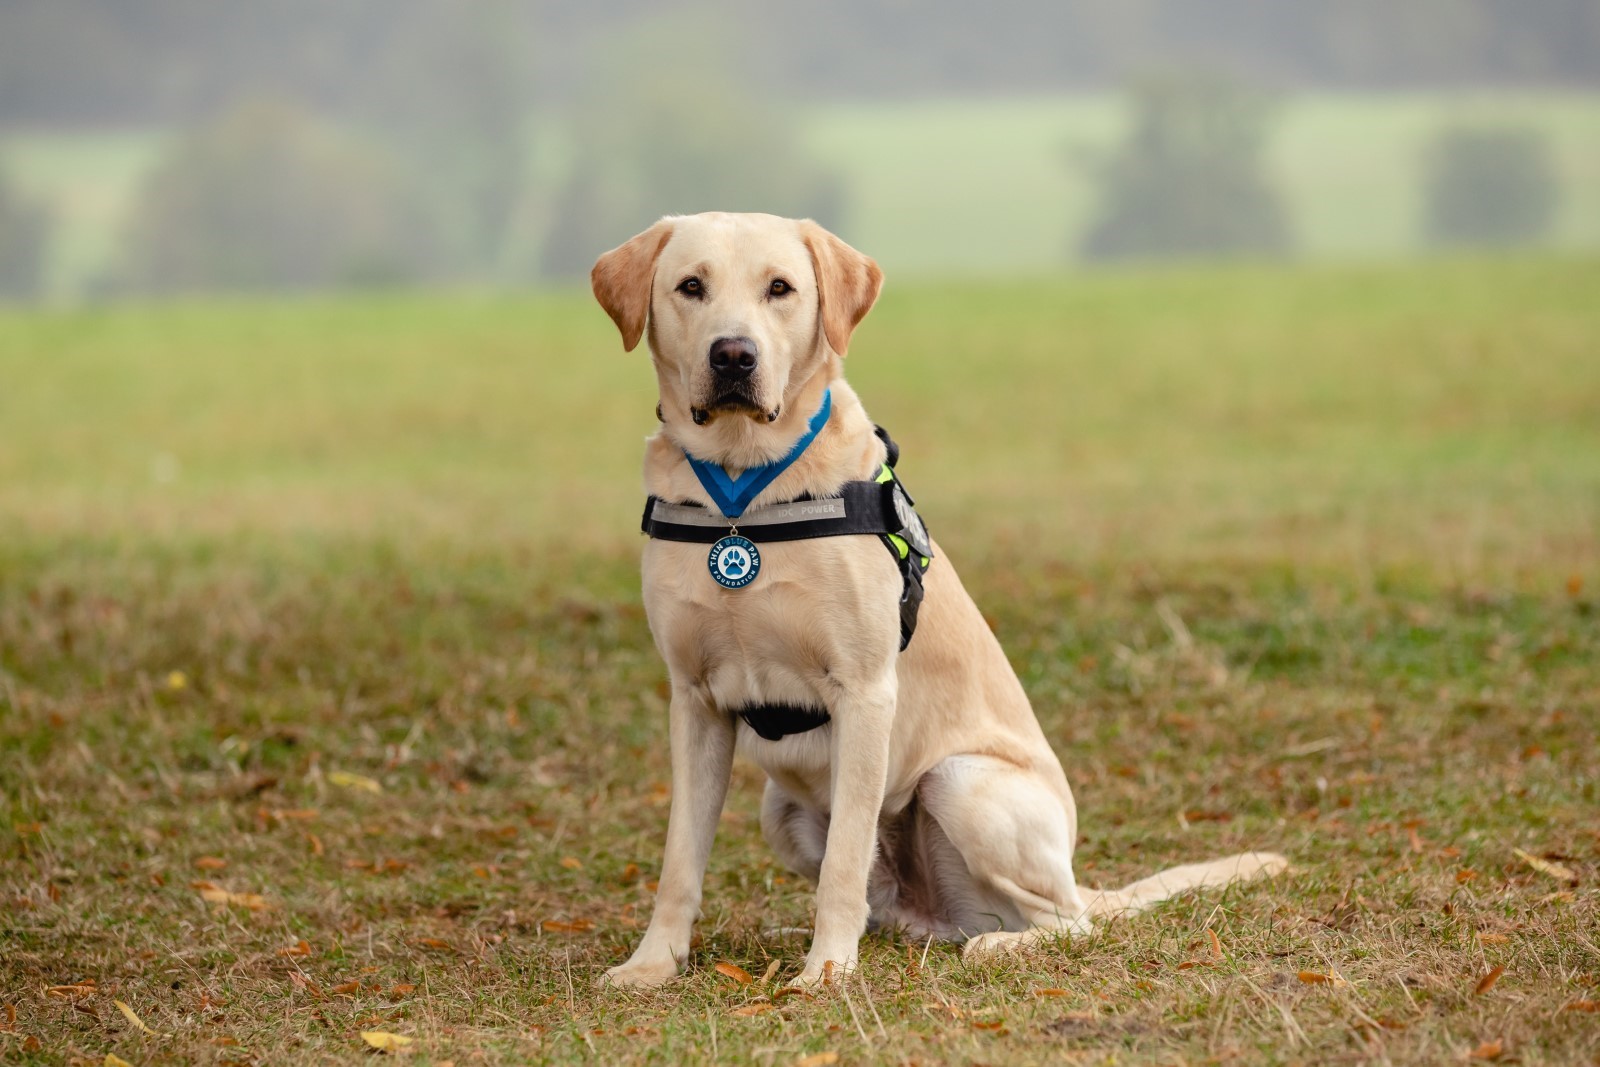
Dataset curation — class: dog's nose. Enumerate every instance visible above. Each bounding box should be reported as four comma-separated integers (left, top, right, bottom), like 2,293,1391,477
708,337,758,381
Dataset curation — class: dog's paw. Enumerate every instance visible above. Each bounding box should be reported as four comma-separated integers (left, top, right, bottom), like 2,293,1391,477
759,925,813,941
599,957,680,989
961,930,1027,960
792,952,856,989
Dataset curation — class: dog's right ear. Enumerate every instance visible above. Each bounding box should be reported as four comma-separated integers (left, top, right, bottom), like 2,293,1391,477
591,219,676,352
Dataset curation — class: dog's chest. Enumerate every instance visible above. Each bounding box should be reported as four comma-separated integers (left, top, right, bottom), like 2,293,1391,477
642,536,900,703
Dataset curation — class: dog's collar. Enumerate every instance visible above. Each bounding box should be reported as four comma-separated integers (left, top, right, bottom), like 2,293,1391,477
683,388,832,520
643,425,934,652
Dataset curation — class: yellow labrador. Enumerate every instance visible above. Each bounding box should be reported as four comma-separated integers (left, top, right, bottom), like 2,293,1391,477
591,212,1284,988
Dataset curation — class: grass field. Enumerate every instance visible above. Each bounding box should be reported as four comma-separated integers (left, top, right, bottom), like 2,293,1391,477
2,256,1599,1065
4,91,1599,297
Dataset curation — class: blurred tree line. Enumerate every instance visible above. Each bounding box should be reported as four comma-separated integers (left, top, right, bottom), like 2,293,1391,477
1072,81,1561,262
2,0,1596,128
0,0,1580,297
1077,77,1291,262
0,175,52,300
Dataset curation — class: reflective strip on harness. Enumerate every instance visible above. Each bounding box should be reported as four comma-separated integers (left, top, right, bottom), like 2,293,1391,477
641,427,933,650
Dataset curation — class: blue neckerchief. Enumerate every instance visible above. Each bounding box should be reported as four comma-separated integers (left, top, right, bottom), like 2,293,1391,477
685,389,832,520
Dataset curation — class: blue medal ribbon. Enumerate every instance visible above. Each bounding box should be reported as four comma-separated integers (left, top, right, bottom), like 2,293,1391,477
685,389,832,521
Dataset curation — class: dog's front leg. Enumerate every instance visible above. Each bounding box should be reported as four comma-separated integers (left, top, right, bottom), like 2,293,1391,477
796,674,897,986
603,686,734,988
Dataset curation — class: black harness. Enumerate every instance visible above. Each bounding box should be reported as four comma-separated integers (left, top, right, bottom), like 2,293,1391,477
640,427,935,741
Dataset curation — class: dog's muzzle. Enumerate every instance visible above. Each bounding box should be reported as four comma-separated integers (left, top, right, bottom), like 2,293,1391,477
693,337,777,423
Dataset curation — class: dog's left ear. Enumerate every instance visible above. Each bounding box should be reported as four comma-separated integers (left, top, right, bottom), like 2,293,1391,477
799,220,883,357
592,218,676,352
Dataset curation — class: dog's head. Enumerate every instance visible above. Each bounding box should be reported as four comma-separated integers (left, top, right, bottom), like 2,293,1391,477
592,212,882,457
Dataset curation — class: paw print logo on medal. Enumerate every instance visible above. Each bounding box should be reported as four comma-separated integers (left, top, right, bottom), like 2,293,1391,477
708,535,761,588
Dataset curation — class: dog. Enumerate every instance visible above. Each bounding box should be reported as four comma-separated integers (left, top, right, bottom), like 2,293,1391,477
590,212,1284,988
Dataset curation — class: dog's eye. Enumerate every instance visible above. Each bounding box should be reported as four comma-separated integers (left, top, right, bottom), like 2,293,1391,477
768,278,792,298
676,277,703,297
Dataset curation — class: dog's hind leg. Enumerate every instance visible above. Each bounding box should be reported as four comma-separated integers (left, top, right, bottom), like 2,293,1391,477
915,753,1288,959
962,851,1289,958
761,778,828,885
913,754,1094,955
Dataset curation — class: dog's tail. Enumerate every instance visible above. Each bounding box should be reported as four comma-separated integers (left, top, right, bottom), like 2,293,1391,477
1080,851,1288,920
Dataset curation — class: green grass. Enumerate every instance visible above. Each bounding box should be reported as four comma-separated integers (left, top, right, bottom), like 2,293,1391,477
5,91,1600,297
2,257,1599,1064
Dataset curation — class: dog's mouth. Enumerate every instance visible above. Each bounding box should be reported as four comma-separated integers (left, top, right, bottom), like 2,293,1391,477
691,393,780,425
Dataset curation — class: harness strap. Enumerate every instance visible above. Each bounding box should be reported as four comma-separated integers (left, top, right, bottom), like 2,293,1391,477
737,702,831,741
642,425,933,653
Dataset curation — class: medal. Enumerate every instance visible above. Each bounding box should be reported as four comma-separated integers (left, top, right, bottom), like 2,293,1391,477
709,535,760,589
684,390,832,594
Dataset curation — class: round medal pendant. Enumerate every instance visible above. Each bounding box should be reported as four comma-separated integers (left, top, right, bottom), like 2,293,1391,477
708,535,760,589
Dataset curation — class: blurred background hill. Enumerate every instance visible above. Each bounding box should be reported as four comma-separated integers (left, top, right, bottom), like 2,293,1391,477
0,0,1597,300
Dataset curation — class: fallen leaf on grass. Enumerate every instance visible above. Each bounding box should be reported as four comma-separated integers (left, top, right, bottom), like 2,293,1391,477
1207,929,1223,957
412,938,453,950
198,888,269,911
360,1031,413,1051
289,973,324,999
1477,932,1509,945
45,980,97,999
1034,988,1070,997
1513,848,1577,885
1456,869,1478,883
1562,1000,1600,1013
1297,971,1349,988
278,940,312,958
714,962,754,986
388,985,416,997
332,982,362,996
795,1054,838,1067
730,1003,774,1016
559,857,582,870
193,857,227,871
105,1055,134,1067
539,920,594,934
1474,966,1505,995
115,1000,165,1037
1182,810,1232,823
329,771,383,794
260,808,319,824
761,960,780,984
1469,1039,1504,1060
